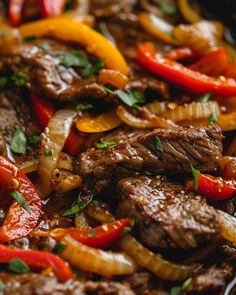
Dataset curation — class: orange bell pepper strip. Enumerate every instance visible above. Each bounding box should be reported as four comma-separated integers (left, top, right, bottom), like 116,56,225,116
0,156,42,243
19,17,129,75
0,244,72,282
137,43,236,96
8,0,25,26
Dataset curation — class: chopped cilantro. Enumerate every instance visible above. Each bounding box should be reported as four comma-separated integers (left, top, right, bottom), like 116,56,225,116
63,194,92,217
159,2,177,15
9,190,31,213
53,242,67,254
191,165,200,191
10,126,27,154
196,93,212,103
76,103,93,112
114,90,145,108
170,278,192,295
0,281,5,291
44,149,52,157
207,113,217,125
122,227,132,235
28,134,40,145
12,72,27,86
88,232,95,237
9,258,30,274
58,50,90,68
81,59,104,78
0,77,8,90
155,137,163,152
39,42,51,51
102,85,114,94
96,140,117,149
23,35,36,42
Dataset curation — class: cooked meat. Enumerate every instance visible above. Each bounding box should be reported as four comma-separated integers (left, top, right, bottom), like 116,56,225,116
0,38,109,101
75,126,222,194
184,262,234,294
0,273,134,295
115,175,221,249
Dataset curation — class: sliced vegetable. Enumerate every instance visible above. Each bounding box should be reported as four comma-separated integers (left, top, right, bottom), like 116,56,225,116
39,0,67,18
19,17,129,74
178,0,202,23
187,170,236,200
164,47,198,62
8,0,25,26
98,69,129,90
137,43,236,96
0,156,41,243
119,235,194,281
60,235,137,277
0,244,72,282
76,108,122,133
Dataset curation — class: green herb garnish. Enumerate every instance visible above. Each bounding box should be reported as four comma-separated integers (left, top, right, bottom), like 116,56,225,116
0,77,8,90
28,134,40,145
102,85,114,94
76,103,93,112
10,126,27,154
38,42,51,51
88,232,95,237
9,190,31,213
191,165,200,191
53,242,67,254
63,194,92,217
0,281,5,291
155,137,163,152
96,140,117,149
170,278,192,295
23,35,36,42
122,227,132,235
159,2,177,15
58,50,90,68
207,113,217,125
12,72,27,86
44,149,52,157
9,258,30,274
81,59,104,77
114,90,145,108
196,93,212,103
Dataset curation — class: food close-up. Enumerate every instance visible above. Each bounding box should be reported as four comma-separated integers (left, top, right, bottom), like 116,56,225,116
0,0,236,294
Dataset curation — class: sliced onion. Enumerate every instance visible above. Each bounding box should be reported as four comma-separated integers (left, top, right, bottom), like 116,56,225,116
37,109,77,197
138,13,181,46
178,0,202,24
76,108,122,133
98,69,129,90
119,235,195,281
75,212,90,229
61,235,137,277
116,105,178,129
219,156,236,179
86,202,114,224
161,101,221,122
54,173,82,192
144,101,168,115
19,159,38,174
218,210,236,248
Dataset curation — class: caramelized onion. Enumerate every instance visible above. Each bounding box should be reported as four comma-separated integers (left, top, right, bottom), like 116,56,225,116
119,235,195,281
37,109,76,197
19,159,38,174
116,105,178,129
219,156,236,179
61,235,137,277
178,0,202,24
98,69,129,90
219,211,236,248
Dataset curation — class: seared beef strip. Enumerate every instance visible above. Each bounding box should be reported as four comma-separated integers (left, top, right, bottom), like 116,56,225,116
0,273,134,295
115,175,221,249
0,38,108,101
75,126,222,194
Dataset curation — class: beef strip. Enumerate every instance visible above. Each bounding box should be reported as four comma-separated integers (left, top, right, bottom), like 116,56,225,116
0,38,108,101
115,175,221,249
75,126,222,195
0,273,134,295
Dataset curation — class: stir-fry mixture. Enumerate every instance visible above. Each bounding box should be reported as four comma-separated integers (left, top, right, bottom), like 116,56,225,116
0,0,236,294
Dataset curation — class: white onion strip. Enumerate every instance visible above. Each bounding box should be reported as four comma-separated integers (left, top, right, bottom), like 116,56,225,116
37,109,77,198
61,235,137,277
119,235,195,281
218,210,236,248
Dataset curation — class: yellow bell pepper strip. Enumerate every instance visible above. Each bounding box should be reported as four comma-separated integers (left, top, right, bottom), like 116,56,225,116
178,0,202,24
18,17,129,75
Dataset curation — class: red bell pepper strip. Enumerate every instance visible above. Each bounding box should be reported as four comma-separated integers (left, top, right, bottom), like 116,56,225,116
30,93,84,156
8,0,25,26
164,47,199,62
35,219,131,249
187,173,236,201
0,244,72,282
223,61,236,80
137,43,236,96
189,48,229,77
39,0,67,18
0,156,41,243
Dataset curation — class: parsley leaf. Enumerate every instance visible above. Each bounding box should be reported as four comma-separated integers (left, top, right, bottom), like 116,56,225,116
10,126,27,154
9,258,30,274
81,59,104,77
44,149,52,157
59,51,90,68
96,140,117,149
0,77,8,90
159,2,177,15
23,35,36,42
63,194,92,217
207,113,217,125
76,103,93,112
39,42,51,51
196,93,212,103
0,281,5,291
115,90,145,108
28,134,40,145
53,242,67,254
9,190,31,213
12,72,27,86
155,137,163,152
191,165,200,191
